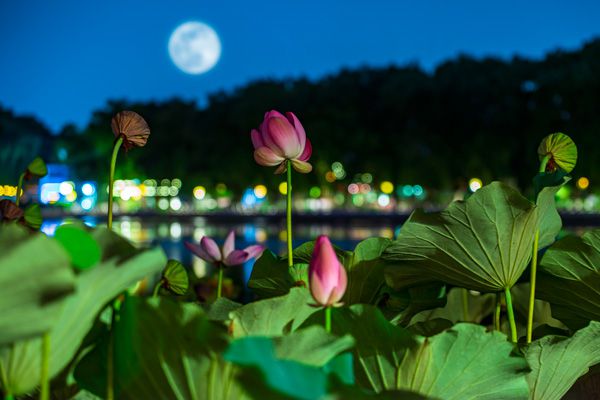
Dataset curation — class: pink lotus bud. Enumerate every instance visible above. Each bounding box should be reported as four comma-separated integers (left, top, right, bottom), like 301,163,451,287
251,110,312,174
309,235,347,307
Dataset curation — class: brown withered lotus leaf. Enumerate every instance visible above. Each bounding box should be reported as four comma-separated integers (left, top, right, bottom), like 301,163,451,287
111,111,150,151
0,199,24,221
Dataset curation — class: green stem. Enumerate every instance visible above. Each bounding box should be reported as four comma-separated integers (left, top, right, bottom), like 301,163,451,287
539,154,551,174
504,287,517,343
494,292,502,331
40,332,50,400
527,230,540,343
15,172,25,206
4,395,14,400
107,136,123,230
461,289,469,321
286,160,293,267
217,266,224,299
107,305,117,400
325,306,332,333
153,280,162,297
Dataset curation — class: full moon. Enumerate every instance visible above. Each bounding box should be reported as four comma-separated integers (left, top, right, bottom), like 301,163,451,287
168,22,221,75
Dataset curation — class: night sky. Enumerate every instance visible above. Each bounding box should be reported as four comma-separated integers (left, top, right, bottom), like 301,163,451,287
1,0,599,132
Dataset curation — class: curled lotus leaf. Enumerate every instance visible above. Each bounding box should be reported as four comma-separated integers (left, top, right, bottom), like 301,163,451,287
537,132,577,173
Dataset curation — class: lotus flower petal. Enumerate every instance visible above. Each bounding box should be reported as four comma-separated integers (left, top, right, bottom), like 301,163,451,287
200,236,222,262
250,129,265,149
265,117,302,159
286,112,306,150
298,138,312,162
254,147,285,167
223,230,236,259
274,163,287,175
185,242,217,263
243,245,265,260
291,159,312,174
224,250,249,267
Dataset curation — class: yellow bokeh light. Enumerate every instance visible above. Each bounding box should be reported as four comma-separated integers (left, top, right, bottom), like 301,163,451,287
325,171,336,183
469,178,483,192
193,186,206,200
577,177,590,190
254,184,267,199
380,181,394,194
278,182,288,195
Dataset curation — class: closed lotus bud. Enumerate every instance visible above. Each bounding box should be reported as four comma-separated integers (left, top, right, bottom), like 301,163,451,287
111,111,151,151
0,199,23,221
537,132,577,173
308,235,347,307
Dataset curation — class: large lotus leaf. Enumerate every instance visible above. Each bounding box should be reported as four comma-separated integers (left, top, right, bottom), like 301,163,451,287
537,229,600,329
0,228,166,395
525,321,600,400
229,287,318,337
74,296,248,400
535,180,567,249
383,283,448,326
0,224,75,345
203,297,242,322
384,182,538,292
313,305,529,399
342,237,391,304
224,336,354,400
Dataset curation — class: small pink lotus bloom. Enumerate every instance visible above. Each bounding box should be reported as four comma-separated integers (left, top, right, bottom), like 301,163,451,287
309,235,347,307
185,231,265,267
251,110,312,174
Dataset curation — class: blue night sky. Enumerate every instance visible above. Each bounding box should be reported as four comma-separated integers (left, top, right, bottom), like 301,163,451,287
1,0,599,132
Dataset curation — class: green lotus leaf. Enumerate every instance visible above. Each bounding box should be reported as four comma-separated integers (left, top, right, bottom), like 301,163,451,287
537,132,577,173
525,321,600,400
74,296,242,400
537,229,600,329
161,259,189,295
54,224,101,270
23,204,43,230
26,157,48,178
0,224,75,345
384,182,539,292
229,287,318,337
311,305,529,399
409,287,495,325
0,228,166,396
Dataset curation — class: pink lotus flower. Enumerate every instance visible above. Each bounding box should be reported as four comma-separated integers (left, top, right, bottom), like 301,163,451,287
309,235,347,307
185,231,265,267
251,110,312,174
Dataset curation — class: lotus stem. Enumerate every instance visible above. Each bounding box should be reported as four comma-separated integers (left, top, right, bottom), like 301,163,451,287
504,287,517,343
107,308,116,400
4,394,14,400
325,306,332,333
40,332,50,400
217,266,224,299
152,280,162,297
15,172,25,206
461,289,469,321
494,292,501,331
107,136,124,230
526,230,540,343
286,159,293,267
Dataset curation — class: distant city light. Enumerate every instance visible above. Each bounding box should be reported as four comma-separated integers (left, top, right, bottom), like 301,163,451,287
348,183,359,194
413,185,424,197
380,181,394,194
59,181,74,196
172,178,182,188
361,173,373,183
193,186,206,200
469,178,483,192
158,198,169,210
65,191,77,202
278,182,288,195
325,171,336,183
81,198,93,210
377,194,390,207
254,184,267,199
577,177,590,190
81,183,95,196
170,197,182,211
216,183,227,195
309,186,321,198
402,185,414,197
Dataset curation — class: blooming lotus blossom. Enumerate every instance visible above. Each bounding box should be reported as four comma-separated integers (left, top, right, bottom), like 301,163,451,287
251,110,312,174
185,230,265,267
111,111,151,151
537,132,577,173
309,235,347,307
